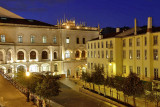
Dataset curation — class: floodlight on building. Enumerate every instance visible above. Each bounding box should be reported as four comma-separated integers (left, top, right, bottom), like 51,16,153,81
26,71,30,77
66,26,70,29
77,26,80,29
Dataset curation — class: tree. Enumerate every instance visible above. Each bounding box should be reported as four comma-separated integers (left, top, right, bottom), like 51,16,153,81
114,76,125,100
85,72,92,89
107,77,115,97
81,71,87,87
146,90,160,107
123,72,144,107
91,65,104,93
36,75,61,107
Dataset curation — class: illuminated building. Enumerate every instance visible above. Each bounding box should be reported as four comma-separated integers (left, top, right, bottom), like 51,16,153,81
87,17,160,85
0,7,99,77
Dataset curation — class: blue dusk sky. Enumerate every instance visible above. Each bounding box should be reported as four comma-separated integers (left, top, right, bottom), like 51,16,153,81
0,0,160,28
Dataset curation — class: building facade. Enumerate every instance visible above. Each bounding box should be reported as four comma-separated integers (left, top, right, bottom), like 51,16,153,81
0,7,99,77
87,17,160,83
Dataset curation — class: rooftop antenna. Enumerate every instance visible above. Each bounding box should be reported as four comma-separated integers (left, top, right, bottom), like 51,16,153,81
64,14,65,23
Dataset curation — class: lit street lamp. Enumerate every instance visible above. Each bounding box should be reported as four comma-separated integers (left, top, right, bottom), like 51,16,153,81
26,71,30,102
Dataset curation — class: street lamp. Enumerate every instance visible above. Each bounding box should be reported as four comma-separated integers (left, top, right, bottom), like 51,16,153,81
26,71,30,102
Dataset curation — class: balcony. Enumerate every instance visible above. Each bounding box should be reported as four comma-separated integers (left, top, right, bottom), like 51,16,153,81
106,44,113,49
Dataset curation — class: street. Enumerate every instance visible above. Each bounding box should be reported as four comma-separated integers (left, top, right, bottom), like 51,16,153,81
51,81,117,107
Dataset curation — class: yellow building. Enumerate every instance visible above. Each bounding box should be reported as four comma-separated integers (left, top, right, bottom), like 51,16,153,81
87,17,160,83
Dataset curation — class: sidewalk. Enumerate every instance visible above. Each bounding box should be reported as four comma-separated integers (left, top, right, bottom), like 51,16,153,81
0,75,36,107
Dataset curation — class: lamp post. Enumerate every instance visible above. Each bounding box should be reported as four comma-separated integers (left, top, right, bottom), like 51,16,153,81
26,71,30,102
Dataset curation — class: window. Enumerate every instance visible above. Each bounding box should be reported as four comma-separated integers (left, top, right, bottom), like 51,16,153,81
110,50,113,59
88,63,90,69
123,50,126,59
123,39,126,47
102,51,104,58
54,64,58,72
144,37,147,46
91,51,93,58
145,68,147,77
136,50,140,59
153,49,158,60
101,42,103,48
17,51,24,60
153,36,158,45
7,51,11,61
54,52,57,59
98,42,100,48
42,36,47,43
53,37,57,44
88,51,90,58
106,50,108,58
82,51,85,58
98,51,100,58
110,41,113,48
94,43,96,49
88,44,90,49
144,50,147,60
154,68,158,80
66,37,69,43
0,51,3,61
129,39,132,47
65,50,70,58
30,51,36,59
94,51,96,58
123,66,126,74
136,38,140,46
106,41,108,48
42,51,48,59
1,35,5,42
75,51,80,58
31,35,35,43
137,67,140,76
18,36,23,43
91,43,92,49
129,50,133,59
91,63,93,69
129,66,133,73
76,38,79,44
83,38,85,44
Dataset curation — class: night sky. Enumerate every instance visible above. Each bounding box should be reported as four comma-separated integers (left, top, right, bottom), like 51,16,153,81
0,0,160,28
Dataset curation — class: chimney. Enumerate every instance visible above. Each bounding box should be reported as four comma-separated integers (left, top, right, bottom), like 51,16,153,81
147,17,152,32
134,18,137,35
116,28,120,33
99,35,103,40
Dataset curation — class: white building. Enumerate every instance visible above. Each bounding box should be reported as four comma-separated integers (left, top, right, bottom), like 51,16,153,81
0,7,99,77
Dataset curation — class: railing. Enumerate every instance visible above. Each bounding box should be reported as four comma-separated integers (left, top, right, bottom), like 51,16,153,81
0,71,51,107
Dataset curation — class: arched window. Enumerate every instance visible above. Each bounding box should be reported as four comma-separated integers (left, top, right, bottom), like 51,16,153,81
42,51,48,59
7,51,11,61
17,51,24,60
0,51,3,61
30,51,36,59
65,50,70,58
75,51,80,58
82,50,85,58
54,52,57,59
